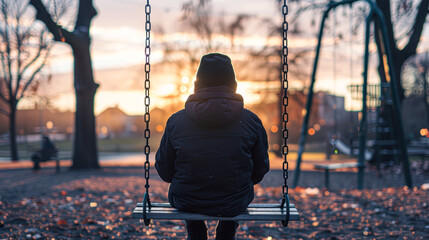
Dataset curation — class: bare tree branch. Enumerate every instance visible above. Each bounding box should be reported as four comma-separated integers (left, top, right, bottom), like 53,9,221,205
1,0,14,97
17,47,51,101
29,0,76,44
18,28,48,79
0,49,9,86
289,2,327,24
402,0,429,56
14,3,24,103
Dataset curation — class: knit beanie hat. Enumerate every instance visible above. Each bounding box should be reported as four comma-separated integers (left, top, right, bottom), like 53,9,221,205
195,53,237,91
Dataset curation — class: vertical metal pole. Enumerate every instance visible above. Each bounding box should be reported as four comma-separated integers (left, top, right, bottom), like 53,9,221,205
324,169,330,189
372,7,413,188
293,9,330,188
357,11,373,189
375,99,382,176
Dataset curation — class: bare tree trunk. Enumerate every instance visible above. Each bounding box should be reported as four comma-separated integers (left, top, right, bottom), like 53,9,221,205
71,45,99,169
9,104,18,161
30,0,100,169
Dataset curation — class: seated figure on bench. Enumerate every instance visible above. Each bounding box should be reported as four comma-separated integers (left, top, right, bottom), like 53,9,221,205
32,135,58,170
155,53,270,240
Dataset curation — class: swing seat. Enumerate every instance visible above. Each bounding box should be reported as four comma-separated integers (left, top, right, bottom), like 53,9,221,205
133,202,300,222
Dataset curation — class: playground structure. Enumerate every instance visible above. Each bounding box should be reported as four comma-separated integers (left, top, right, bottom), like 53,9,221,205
348,83,404,168
292,0,412,189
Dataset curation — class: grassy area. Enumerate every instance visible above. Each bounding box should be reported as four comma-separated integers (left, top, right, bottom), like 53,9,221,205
97,135,162,152
0,135,163,158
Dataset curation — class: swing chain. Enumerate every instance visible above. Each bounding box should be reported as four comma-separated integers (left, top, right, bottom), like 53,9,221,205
280,0,290,227
144,0,151,199
281,0,289,201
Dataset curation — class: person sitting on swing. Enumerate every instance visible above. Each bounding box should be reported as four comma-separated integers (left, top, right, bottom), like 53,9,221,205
156,53,270,240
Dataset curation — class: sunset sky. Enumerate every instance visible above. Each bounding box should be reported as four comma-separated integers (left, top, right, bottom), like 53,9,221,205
18,0,429,115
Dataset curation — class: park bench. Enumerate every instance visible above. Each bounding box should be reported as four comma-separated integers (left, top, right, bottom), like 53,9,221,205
407,149,429,157
313,162,361,189
42,153,60,173
407,139,429,170
408,139,429,158
133,202,299,221
29,144,61,172
408,148,429,170
32,151,61,173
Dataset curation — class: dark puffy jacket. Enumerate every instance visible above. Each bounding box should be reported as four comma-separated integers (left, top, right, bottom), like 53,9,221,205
155,86,269,217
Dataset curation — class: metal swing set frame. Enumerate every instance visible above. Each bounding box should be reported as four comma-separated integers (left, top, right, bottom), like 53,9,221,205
292,0,412,189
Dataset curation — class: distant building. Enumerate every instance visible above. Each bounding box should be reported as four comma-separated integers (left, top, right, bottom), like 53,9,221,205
96,105,168,139
97,106,130,138
12,108,73,136
0,106,74,143
250,90,357,145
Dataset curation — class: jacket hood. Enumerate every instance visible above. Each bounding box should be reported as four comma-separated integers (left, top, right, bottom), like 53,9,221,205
185,86,244,128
